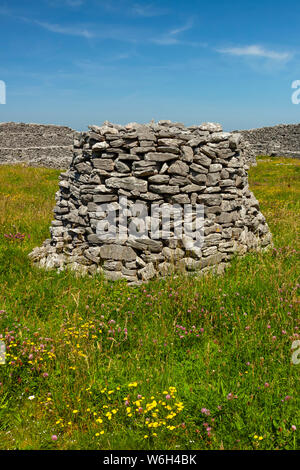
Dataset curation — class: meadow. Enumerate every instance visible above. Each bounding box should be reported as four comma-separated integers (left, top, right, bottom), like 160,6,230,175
0,157,299,450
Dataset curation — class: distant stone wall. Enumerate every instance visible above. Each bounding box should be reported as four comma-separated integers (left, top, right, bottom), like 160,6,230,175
29,120,272,284
2,121,299,170
235,123,300,163
0,122,76,169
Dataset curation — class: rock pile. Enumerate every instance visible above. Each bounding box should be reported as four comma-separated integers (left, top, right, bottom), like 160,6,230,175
29,120,272,284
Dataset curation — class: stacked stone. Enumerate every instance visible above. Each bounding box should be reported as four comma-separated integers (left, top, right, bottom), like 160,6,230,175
0,122,76,169
29,120,272,284
235,123,300,163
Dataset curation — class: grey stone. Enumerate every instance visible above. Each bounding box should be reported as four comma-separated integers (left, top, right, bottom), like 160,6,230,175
92,159,114,171
149,184,180,195
139,263,156,281
106,177,147,193
115,161,130,173
209,132,231,143
200,122,223,132
131,146,156,154
100,245,136,261
190,163,209,174
181,145,194,162
190,174,207,185
171,194,191,204
156,146,180,154
145,152,178,162
93,194,118,203
182,184,205,193
148,174,170,184
92,142,110,151
168,160,189,176
127,238,163,253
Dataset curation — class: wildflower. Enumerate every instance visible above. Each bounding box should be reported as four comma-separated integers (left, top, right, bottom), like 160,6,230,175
72,410,79,414
128,382,138,388
201,408,210,416
291,425,296,431
51,435,58,441
28,395,35,400
264,382,269,388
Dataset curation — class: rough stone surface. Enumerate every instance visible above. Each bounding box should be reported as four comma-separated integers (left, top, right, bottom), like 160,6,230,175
2,121,300,170
234,123,300,165
0,122,77,169
29,120,272,284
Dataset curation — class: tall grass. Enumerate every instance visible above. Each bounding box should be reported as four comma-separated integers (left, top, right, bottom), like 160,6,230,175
0,158,299,450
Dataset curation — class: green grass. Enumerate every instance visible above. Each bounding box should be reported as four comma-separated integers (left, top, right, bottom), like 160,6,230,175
0,158,299,450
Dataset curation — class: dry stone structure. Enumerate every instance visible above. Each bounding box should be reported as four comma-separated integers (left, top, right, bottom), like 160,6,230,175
29,120,272,284
235,123,300,163
1,121,299,170
0,122,76,169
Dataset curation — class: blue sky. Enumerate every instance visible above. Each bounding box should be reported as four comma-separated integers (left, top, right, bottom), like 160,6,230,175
0,0,300,131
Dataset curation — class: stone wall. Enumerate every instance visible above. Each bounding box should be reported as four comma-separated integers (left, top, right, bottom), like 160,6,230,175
235,123,300,163
0,122,76,169
1,121,299,170
29,120,272,284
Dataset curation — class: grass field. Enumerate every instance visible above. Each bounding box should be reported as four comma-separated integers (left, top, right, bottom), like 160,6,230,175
0,157,299,450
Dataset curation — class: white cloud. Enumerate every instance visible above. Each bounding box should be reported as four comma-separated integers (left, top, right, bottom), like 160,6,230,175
36,21,95,38
131,3,167,17
152,20,194,46
217,45,291,61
